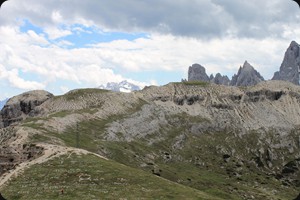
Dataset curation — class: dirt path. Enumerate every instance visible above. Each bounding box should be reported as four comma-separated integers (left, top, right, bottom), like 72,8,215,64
0,143,107,189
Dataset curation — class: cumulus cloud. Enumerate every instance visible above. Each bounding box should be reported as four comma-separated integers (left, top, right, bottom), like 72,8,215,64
1,0,299,39
0,24,150,93
44,26,72,40
91,34,292,78
0,24,292,90
0,66,45,90
1,0,300,99
6,69,45,90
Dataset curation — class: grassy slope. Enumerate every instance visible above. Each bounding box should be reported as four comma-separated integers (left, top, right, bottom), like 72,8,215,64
9,88,299,200
1,154,220,200
44,116,298,199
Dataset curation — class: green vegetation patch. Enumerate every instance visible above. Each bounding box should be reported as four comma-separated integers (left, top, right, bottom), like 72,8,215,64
173,81,210,87
1,154,219,200
57,88,109,101
19,97,299,200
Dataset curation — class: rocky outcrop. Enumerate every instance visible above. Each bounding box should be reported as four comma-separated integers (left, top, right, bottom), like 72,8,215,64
272,41,300,85
187,61,263,86
188,64,230,85
210,73,230,85
230,61,264,86
188,64,210,82
0,144,43,175
0,90,53,128
185,41,300,86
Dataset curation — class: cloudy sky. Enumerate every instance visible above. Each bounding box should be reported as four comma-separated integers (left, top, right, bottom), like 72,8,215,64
0,0,300,99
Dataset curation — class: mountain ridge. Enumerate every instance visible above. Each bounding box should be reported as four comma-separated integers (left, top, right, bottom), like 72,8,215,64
188,40,300,86
99,80,142,93
0,80,299,199
1,42,300,199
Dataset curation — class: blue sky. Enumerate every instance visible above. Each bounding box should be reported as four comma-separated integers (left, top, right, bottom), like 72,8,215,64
20,19,149,49
0,0,300,100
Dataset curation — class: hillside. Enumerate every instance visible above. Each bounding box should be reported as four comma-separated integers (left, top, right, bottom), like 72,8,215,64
0,81,300,199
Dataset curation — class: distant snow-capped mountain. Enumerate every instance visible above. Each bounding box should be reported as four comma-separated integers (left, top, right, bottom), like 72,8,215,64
99,80,142,93
0,98,8,110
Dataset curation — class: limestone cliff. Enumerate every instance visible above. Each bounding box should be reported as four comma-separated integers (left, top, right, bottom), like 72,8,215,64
230,61,264,86
272,41,300,85
188,63,210,82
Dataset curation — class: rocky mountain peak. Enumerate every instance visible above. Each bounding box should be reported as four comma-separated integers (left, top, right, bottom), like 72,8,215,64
210,73,230,85
99,80,142,93
184,40,300,87
242,61,254,71
272,41,300,85
230,61,264,86
188,64,210,82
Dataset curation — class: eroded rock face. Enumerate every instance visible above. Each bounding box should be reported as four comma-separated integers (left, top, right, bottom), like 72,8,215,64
230,61,264,86
272,41,300,85
244,90,285,102
188,64,210,82
0,144,44,175
0,90,53,128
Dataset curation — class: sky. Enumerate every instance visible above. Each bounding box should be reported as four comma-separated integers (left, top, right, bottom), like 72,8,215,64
0,0,300,100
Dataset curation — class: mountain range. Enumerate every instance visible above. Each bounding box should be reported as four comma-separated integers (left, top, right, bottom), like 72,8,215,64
99,80,142,93
188,41,300,87
0,41,300,199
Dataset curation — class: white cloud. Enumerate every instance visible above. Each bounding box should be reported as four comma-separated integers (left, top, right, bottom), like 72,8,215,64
0,0,300,99
92,34,292,79
76,64,123,86
60,86,70,94
0,66,45,90
54,40,74,47
0,25,150,93
51,11,63,23
44,26,72,40
26,30,49,45
7,71,45,90
2,0,299,39
0,22,296,95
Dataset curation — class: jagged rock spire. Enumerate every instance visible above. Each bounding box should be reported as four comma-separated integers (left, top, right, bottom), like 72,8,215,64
272,41,300,85
230,61,264,86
